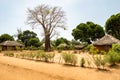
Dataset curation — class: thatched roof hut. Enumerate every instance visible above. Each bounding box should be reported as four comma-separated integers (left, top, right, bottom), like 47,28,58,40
74,45,86,50
0,41,23,51
93,34,120,51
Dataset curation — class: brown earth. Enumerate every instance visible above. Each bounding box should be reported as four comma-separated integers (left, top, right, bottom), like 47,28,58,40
0,51,120,80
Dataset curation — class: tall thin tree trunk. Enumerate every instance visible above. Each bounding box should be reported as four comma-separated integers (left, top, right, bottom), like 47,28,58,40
45,34,51,52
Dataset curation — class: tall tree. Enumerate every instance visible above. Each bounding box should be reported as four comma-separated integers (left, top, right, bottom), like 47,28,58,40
0,34,14,43
72,22,105,44
27,4,66,51
105,13,120,39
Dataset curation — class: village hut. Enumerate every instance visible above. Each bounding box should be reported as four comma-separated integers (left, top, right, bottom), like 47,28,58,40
74,45,86,50
93,34,120,52
0,41,23,51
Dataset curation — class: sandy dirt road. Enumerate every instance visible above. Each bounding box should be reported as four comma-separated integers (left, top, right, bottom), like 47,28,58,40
0,54,120,80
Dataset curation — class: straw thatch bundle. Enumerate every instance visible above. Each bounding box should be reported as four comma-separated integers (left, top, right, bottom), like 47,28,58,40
93,34,120,46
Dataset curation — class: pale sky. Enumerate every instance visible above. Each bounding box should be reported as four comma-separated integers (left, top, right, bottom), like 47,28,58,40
0,0,120,40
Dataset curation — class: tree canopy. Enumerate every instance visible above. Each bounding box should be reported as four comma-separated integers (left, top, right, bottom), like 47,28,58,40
72,22,105,43
17,30,40,48
0,34,14,43
55,37,70,47
27,4,66,51
105,13,120,39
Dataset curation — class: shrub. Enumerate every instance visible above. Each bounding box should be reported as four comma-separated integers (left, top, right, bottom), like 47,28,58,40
35,51,41,60
73,50,77,54
28,52,35,59
0,47,2,52
62,53,77,66
58,49,62,53
15,54,20,58
112,44,120,62
20,53,26,59
57,43,67,50
41,53,49,62
93,55,106,69
105,50,120,66
29,46,39,50
35,51,55,62
47,53,55,62
4,52,14,57
80,57,85,67
89,45,99,54
84,44,91,51
86,60,91,68
112,44,120,53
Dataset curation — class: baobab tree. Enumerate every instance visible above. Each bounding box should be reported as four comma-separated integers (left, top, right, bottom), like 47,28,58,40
27,4,66,51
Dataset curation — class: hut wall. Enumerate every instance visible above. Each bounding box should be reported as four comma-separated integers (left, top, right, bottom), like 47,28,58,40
94,45,112,52
1,46,22,51
2,46,7,51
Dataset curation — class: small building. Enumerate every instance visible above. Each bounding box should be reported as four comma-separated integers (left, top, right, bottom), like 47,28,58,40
0,41,23,51
74,45,86,50
93,34,120,52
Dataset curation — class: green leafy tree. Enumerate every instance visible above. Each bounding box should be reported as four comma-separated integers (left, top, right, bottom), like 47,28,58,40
55,37,70,47
0,34,14,43
72,22,105,44
17,30,40,48
27,4,66,51
27,38,40,47
105,13,120,39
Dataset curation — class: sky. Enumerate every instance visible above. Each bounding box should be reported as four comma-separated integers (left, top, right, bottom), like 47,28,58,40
0,0,120,40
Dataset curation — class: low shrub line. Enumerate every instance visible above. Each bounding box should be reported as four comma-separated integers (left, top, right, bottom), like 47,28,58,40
3,49,120,70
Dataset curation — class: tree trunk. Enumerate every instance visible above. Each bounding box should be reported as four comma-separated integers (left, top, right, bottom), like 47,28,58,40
45,34,51,52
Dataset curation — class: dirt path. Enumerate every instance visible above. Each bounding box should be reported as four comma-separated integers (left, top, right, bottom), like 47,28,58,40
0,55,120,80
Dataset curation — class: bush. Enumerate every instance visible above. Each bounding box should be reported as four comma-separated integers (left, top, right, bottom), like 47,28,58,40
0,47,2,52
15,54,20,58
47,53,55,62
84,44,91,51
112,44,120,53
58,49,62,53
93,55,106,69
89,45,99,54
80,57,85,67
29,46,39,50
28,52,36,59
57,43,67,50
105,50,120,66
62,53,77,66
35,51,42,60
20,53,26,59
4,52,14,57
35,51,55,62
112,44,120,62
16,46,22,51
41,53,49,62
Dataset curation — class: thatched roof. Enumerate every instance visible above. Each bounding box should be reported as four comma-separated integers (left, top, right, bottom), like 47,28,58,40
74,45,85,49
0,41,23,46
93,34,120,46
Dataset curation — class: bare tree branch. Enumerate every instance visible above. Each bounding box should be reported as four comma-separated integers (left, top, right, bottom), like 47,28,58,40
26,4,67,51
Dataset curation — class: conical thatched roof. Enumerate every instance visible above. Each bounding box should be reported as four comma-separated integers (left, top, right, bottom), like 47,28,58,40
0,41,23,46
93,34,120,45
